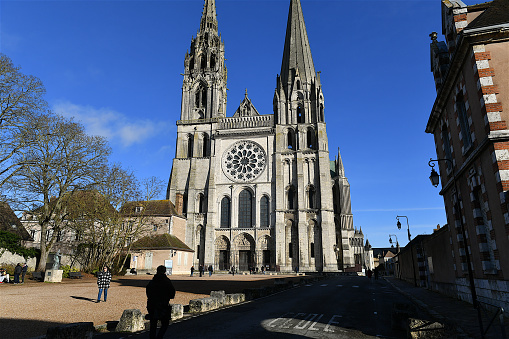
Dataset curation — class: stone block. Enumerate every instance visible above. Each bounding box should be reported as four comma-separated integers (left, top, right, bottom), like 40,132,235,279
44,269,63,283
391,303,417,331
210,290,226,306
171,304,184,320
115,309,145,333
407,318,449,338
189,297,219,313
46,322,94,339
225,293,245,306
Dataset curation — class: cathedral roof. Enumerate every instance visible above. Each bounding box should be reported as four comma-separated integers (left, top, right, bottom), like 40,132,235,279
280,0,316,90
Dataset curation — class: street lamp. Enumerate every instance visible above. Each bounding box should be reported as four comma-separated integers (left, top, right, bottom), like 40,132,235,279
389,234,399,249
396,215,417,287
396,215,411,242
428,158,484,336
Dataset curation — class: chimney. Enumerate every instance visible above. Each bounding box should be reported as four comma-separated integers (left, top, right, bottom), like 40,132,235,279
175,193,184,215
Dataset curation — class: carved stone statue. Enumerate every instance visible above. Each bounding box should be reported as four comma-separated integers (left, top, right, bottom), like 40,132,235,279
52,250,61,270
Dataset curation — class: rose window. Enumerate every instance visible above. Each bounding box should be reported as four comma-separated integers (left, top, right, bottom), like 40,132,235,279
222,140,266,182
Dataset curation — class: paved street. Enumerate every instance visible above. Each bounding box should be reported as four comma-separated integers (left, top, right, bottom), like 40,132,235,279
98,275,426,339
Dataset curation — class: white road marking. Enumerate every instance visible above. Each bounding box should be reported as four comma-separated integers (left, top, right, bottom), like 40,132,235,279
324,315,342,333
336,284,343,287
308,314,324,331
352,285,359,288
295,313,319,330
306,284,313,286
279,312,295,329
320,284,328,286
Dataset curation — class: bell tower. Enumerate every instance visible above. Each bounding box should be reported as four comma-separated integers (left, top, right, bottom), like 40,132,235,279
180,0,227,121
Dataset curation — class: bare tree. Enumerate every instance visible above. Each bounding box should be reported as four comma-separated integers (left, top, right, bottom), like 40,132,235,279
141,176,165,201
7,114,110,271
66,165,144,272
0,54,48,189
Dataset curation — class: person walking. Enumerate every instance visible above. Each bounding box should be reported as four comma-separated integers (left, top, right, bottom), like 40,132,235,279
146,265,176,339
96,266,112,303
199,265,203,277
190,266,195,277
208,265,213,277
231,265,235,276
21,263,28,283
13,263,22,284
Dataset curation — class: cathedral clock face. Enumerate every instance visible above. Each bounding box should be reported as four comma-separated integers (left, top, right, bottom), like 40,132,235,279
222,140,267,183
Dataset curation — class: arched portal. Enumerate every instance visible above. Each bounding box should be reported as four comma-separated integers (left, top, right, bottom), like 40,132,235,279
232,233,255,272
257,235,273,271
215,236,231,271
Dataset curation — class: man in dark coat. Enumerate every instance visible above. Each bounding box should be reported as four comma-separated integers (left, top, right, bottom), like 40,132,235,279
21,263,28,283
13,263,22,284
146,265,176,339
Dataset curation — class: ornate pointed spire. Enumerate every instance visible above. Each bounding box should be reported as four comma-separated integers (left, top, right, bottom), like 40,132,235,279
200,0,218,33
280,0,316,90
336,147,345,177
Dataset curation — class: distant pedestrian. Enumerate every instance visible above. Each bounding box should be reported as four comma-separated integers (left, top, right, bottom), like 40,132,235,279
21,263,28,283
198,265,203,277
146,265,175,339
261,266,265,274
231,266,235,276
96,266,112,303
13,263,22,284
190,266,195,277
208,265,213,277
366,269,372,280
374,267,379,280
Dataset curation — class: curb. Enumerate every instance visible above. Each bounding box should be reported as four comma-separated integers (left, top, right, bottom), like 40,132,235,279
384,277,471,339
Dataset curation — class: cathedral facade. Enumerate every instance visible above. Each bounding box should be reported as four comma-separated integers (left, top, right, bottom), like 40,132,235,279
167,0,358,273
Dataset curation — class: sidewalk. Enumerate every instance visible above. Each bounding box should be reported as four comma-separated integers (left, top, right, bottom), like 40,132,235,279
385,277,508,339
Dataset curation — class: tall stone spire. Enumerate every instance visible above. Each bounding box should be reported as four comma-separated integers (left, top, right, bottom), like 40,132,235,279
200,0,218,33
280,0,316,91
179,0,227,121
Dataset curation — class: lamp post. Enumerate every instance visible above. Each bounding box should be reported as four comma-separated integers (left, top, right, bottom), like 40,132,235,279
396,215,417,287
389,234,400,278
389,234,399,250
428,158,484,337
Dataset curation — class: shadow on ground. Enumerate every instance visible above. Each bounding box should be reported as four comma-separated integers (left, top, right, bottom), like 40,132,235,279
70,295,97,302
0,318,66,339
114,276,305,295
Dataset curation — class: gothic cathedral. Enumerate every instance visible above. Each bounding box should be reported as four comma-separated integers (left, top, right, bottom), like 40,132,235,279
167,0,360,273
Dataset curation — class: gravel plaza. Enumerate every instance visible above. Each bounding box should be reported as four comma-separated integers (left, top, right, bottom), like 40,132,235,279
0,273,304,339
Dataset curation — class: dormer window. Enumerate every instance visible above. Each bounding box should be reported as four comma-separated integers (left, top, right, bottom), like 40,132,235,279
135,206,143,213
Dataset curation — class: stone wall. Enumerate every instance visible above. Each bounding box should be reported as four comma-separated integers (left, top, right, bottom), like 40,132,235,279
0,248,37,267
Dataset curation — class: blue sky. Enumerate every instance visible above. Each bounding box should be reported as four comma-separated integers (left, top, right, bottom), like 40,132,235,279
1,0,472,248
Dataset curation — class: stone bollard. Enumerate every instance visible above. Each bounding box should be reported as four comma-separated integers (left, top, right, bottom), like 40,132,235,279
46,322,94,339
225,293,245,306
407,318,448,338
115,309,145,333
210,290,226,307
171,304,184,321
391,303,417,331
189,297,219,313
